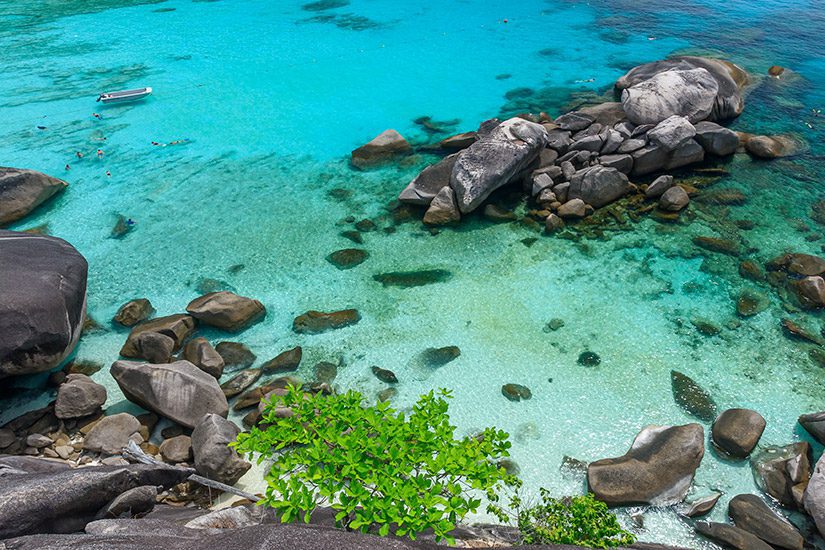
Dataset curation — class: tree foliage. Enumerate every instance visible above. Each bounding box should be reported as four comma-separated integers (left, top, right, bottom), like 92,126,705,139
232,386,519,544
513,490,636,548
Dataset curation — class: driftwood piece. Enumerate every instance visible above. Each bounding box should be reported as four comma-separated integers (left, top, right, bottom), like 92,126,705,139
122,440,260,502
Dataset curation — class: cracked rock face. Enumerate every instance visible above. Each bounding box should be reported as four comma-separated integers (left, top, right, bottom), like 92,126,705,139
0,230,87,378
450,117,548,214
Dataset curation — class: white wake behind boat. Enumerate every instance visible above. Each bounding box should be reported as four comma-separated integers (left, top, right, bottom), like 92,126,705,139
96,87,152,104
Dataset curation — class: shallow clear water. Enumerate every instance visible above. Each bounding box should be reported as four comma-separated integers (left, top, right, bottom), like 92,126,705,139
2,0,825,546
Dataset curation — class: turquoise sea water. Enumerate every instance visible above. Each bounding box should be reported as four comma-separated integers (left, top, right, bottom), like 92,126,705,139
2,0,825,546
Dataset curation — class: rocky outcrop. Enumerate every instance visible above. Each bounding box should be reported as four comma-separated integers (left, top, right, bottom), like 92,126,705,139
191,414,251,485
616,56,747,124
587,423,704,506
0,167,67,226
55,374,107,419
110,361,229,429
0,464,191,538
351,129,411,169
450,117,548,213
185,291,265,332
728,494,803,550
711,408,765,458
567,166,631,208
0,231,87,378
119,314,196,358
751,443,811,507
398,154,458,205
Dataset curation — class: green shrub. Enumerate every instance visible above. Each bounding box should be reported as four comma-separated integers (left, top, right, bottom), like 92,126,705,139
513,490,635,548
232,386,519,544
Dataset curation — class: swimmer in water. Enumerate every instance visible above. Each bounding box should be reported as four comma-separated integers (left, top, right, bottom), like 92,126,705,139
97,149,104,158
76,151,83,159
106,170,111,177
65,164,70,171
126,218,135,226
93,113,102,119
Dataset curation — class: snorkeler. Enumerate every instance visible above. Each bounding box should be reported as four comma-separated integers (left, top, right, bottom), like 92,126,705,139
76,151,83,159
106,170,111,177
65,164,70,171
97,149,104,158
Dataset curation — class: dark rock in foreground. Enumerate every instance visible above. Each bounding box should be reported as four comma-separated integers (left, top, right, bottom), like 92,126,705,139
587,423,704,506
191,413,250,485
0,167,67,226
0,463,191,538
695,521,773,550
0,231,87,378
727,494,803,550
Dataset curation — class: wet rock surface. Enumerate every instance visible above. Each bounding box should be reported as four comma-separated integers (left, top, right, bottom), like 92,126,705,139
293,309,361,333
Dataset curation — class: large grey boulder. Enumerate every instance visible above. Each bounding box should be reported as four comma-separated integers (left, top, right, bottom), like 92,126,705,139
805,453,825,537
647,116,696,151
632,140,704,176
55,374,107,419
751,443,811,507
96,485,158,519
191,413,251,485
0,167,67,226
110,361,229,429
0,231,87,378
728,494,803,550
185,291,265,332
398,154,458,205
567,166,631,209
0,464,191,538
694,121,739,156
587,423,704,506
617,56,748,124
450,117,548,213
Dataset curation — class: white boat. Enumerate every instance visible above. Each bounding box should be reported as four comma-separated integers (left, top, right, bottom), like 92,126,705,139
96,87,152,104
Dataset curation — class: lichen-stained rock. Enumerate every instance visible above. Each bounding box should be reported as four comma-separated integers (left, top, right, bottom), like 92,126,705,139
567,166,631,209
110,360,229,429
398,153,458,205
587,423,705,506
450,117,548,213
0,231,87,378
185,291,265,332
351,129,411,169
0,167,67,226
616,56,748,124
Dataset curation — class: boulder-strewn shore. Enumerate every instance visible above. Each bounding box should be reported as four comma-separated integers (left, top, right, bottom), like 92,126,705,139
0,54,820,549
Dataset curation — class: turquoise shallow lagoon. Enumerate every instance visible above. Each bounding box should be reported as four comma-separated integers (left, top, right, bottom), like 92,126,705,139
2,0,825,546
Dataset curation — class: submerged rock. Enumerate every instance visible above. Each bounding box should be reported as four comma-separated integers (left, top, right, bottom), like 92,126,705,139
751,443,811,507
451,117,548,213
373,269,452,287
262,346,302,374
371,366,397,383
587,423,705,506
186,291,265,332
327,248,368,269
577,351,601,366
745,134,800,158
293,309,361,333
215,341,256,370
314,361,337,384
0,231,87,378
351,129,411,169
692,236,740,256
711,408,765,458
420,346,461,367
113,299,154,327
111,360,229,429
0,167,67,226
793,276,825,308
671,370,717,422
501,383,532,402
736,289,768,317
